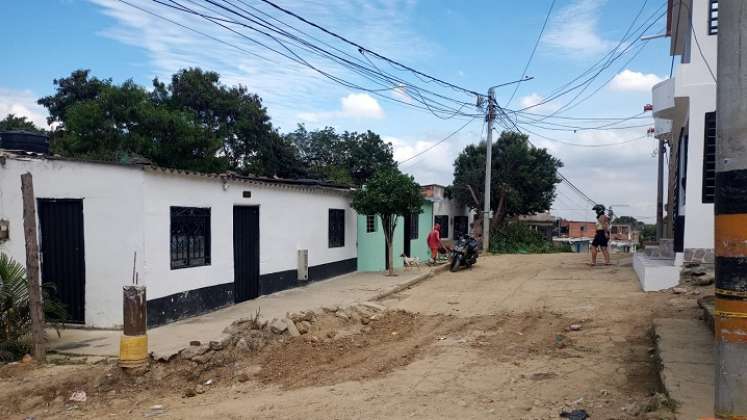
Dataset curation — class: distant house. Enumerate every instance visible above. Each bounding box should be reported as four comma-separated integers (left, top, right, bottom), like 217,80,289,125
421,184,473,242
558,220,596,239
356,202,433,272
0,140,357,328
517,211,557,240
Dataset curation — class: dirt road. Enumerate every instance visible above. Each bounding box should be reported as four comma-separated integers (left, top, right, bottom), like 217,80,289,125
1,253,702,419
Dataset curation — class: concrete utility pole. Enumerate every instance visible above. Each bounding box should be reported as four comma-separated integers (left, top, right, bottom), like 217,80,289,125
482,87,496,253
715,1,747,416
656,138,665,241
20,173,46,362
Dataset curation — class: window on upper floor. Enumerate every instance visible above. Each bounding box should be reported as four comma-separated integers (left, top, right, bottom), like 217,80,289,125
709,0,719,35
170,207,211,269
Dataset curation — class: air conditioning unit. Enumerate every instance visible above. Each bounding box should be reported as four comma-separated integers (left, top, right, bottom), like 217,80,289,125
297,249,309,281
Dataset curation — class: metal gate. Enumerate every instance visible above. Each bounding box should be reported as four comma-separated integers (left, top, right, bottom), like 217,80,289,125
233,206,260,303
38,199,86,324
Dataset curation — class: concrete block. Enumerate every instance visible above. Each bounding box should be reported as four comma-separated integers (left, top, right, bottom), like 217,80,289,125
634,253,680,291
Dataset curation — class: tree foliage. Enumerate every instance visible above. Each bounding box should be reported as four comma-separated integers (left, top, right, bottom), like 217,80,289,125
612,215,646,231
37,68,305,176
352,168,424,275
451,131,562,228
0,114,44,133
285,125,396,186
0,253,67,362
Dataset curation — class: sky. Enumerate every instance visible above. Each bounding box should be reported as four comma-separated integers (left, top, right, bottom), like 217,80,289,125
0,0,674,223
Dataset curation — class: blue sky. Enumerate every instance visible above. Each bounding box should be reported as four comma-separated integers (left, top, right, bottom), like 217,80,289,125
0,0,673,222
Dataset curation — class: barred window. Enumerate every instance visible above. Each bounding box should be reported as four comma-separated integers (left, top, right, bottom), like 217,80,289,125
329,209,345,248
170,207,211,269
434,215,449,238
709,0,719,35
366,215,377,233
409,213,419,239
703,112,716,203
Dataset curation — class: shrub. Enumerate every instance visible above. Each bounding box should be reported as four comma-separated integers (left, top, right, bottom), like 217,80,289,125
490,222,571,254
0,253,66,361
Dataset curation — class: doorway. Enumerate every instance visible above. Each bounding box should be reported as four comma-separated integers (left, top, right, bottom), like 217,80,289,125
38,199,86,324
233,206,260,303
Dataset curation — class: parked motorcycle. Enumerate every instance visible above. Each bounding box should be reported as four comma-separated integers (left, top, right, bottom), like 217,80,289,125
449,234,479,272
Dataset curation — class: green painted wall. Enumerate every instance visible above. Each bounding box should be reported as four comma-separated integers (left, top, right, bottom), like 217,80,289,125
356,202,433,272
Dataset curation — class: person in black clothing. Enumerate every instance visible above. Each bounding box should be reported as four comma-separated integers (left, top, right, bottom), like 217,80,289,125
591,204,611,266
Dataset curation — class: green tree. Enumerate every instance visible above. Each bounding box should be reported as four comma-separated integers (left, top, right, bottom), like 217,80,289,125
0,114,44,133
352,168,424,276
612,215,646,231
287,125,395,185
452,131,562,230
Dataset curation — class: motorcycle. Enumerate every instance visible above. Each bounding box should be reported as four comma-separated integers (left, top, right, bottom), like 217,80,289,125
449,234,479,272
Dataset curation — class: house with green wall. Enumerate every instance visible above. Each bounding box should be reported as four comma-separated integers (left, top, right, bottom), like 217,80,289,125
356,201,433,272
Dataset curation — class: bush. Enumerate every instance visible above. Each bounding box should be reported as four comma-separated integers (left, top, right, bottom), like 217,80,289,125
0,253,66,362
490,222,571,254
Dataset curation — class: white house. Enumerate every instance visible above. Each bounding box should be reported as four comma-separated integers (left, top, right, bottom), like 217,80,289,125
638,0,718,290
0,147,357,328
421,184,473,241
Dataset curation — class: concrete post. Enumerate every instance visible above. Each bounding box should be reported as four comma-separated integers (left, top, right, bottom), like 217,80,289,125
715,1,747,416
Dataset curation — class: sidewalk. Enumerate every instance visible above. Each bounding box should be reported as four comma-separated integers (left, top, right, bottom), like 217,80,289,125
654,318,714,419
47,267,440,360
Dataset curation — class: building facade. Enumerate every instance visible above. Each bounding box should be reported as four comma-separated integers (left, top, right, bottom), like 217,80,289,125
651,0,718,266
0,151,357,328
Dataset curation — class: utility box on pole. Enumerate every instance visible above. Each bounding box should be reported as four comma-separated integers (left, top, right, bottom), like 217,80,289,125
715,1,747,416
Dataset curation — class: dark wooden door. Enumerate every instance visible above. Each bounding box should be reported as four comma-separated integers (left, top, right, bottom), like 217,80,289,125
233,206,259,303
38,199,86,324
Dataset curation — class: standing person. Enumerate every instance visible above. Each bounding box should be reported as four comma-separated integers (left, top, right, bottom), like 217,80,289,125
590,204,611,266
427,223,442,263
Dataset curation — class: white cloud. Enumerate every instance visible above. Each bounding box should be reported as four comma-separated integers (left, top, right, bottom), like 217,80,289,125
89,0,429,130
341,93,383,118
517,93,560,112
0,88,50,128
610,69,664,92
298,92,383,122
543,0,615,57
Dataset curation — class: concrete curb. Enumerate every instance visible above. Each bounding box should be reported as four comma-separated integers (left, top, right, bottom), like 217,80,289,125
373,263,450,301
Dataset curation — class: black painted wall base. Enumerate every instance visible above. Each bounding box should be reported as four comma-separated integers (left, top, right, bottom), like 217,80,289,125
147,282,234,328
147,258,357,328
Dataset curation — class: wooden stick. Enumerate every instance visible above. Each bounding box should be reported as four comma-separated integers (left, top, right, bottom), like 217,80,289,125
20,172,46,362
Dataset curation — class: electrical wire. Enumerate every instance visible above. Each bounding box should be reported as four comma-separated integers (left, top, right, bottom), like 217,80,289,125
505,0,556,107
398,117,480,166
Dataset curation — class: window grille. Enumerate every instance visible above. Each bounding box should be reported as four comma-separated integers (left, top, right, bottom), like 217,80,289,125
170,207,211,269
329,209,345,248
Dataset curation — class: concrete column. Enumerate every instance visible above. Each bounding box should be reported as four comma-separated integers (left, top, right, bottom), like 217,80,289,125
715,1,747,416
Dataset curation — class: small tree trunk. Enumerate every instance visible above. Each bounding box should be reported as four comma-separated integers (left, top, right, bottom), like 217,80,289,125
490,190,508,230
380,214,396,276
21,173,46,362
386,237,394,276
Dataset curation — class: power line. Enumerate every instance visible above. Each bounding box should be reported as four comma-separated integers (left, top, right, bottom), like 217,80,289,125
398,117,480,166
505,0,556,107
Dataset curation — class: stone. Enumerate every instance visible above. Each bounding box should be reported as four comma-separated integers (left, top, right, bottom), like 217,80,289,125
183,388,197,398
269,318,288,334
296,321,310,335
568,324,582,331
236,373,250,383
236,338,251,352
360,317,370,325
286,319,301,337
21,354,33,364
69,391,87,402
360,302,386,312
189,340,201,346
191,352,213,365
322,305,340,313
335,311,350,320
209,340,224,351
180,344,210,360
195,385,205,394
326,330,337,339
672,287,687,294
694,274,715,286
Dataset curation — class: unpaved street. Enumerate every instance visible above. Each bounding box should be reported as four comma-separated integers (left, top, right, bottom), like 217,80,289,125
1,253,701,419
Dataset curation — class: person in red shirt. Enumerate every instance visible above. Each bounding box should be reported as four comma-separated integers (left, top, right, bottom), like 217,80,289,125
427,223,442,263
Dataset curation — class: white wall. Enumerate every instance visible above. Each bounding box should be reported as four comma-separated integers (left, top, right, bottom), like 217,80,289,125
0,158,145,328
673,0,717,251
431,197,468,240
1,157,357,328
141,170,357,301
